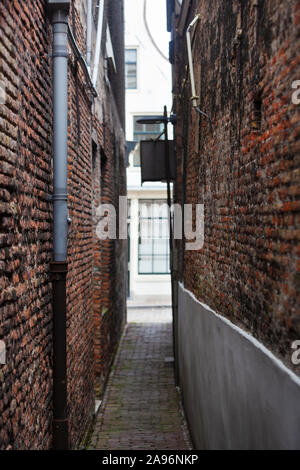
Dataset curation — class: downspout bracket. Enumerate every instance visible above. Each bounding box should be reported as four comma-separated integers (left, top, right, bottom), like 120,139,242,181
47,0,70,13
50,261,68,278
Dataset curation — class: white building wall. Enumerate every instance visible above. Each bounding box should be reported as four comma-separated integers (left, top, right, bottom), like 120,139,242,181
125,0,172,139
125,0,172,305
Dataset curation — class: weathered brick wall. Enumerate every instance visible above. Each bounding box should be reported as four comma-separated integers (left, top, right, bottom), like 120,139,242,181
89,0,127,397
173,0,300,372
92,111,127,397
0,0,126,449
0,0,53,449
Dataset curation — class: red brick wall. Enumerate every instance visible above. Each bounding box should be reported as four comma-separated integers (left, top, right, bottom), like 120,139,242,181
92,114,127,397
0,0,126,449
0,0,53,449
173,0,300,373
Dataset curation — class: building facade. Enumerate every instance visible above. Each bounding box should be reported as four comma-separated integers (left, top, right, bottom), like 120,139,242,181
168,0,300,449
125,0,172,305
0,0,126,449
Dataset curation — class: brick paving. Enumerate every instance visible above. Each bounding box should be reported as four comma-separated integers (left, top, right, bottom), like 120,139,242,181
88,308,192,450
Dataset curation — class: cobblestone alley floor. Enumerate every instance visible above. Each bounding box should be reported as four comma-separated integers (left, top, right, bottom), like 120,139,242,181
88,307,192,450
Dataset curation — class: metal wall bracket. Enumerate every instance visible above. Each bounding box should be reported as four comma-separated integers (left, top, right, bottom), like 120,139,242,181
47,0,70,13
50,261,68,281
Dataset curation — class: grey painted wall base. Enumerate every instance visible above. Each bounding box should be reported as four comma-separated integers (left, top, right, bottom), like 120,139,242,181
178,283,300,450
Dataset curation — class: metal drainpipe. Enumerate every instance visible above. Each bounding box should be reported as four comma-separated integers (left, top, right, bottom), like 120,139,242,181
86,0,92,73
92,0,105,87
48,0,70,450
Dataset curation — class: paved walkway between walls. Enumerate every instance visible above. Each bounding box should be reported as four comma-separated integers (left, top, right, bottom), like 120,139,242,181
88,307,192,450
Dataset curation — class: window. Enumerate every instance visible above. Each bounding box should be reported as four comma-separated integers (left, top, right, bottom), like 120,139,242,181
138,200,170,274
132,116,164,166
125,48,137,89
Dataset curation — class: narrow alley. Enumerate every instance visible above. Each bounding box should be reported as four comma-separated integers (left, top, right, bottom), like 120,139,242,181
1,0,300,454
88,308,191,450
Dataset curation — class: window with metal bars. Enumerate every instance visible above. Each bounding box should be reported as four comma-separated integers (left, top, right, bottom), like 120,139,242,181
138,200,170,274
125,48,137,89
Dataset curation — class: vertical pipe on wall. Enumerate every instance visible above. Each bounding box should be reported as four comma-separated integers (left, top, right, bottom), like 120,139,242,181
48,1,70,450
52,10,69,263
186,15,200,108
92,0,105,87
50,260,68,449
86,0,92,73
186,16,210,119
